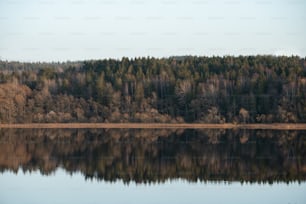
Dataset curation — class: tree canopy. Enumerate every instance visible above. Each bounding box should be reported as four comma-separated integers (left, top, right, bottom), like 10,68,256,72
0,55,305,123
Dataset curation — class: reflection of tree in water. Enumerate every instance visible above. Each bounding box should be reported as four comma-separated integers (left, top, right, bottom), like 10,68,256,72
0,129,305,184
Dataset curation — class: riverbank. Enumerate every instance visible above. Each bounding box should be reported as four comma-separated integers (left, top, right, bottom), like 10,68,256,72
1,123,306,129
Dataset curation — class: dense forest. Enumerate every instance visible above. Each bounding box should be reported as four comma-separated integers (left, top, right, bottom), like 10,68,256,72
0,55,306,123
0,129,305,183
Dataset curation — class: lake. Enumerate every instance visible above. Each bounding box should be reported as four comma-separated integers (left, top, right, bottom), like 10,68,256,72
0,128,305,203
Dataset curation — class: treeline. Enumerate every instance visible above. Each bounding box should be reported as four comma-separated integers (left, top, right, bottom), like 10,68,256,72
0,129,305,183
0,55,306,123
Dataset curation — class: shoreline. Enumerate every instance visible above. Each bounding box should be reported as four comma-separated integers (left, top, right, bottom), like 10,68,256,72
0,123,306,130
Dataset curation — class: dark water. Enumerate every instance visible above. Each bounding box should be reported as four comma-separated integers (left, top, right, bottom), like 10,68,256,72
0,129,306,203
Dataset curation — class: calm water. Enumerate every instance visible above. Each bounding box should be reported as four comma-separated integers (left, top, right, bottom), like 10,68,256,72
0,129,306,203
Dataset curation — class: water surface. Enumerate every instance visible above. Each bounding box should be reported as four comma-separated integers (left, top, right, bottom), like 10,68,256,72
0,129,305,203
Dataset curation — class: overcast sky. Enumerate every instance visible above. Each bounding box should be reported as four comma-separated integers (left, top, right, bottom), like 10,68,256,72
0,0,305,62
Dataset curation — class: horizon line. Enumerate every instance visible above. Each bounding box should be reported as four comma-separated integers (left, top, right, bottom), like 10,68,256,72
1,54,305,63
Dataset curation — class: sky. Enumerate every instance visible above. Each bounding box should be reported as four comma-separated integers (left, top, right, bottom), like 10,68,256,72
0,0,305,62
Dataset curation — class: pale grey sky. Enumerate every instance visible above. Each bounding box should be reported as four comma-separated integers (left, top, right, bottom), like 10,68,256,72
0,0,305,61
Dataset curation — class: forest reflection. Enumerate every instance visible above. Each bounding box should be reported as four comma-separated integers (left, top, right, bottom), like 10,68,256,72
0,128,305,184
